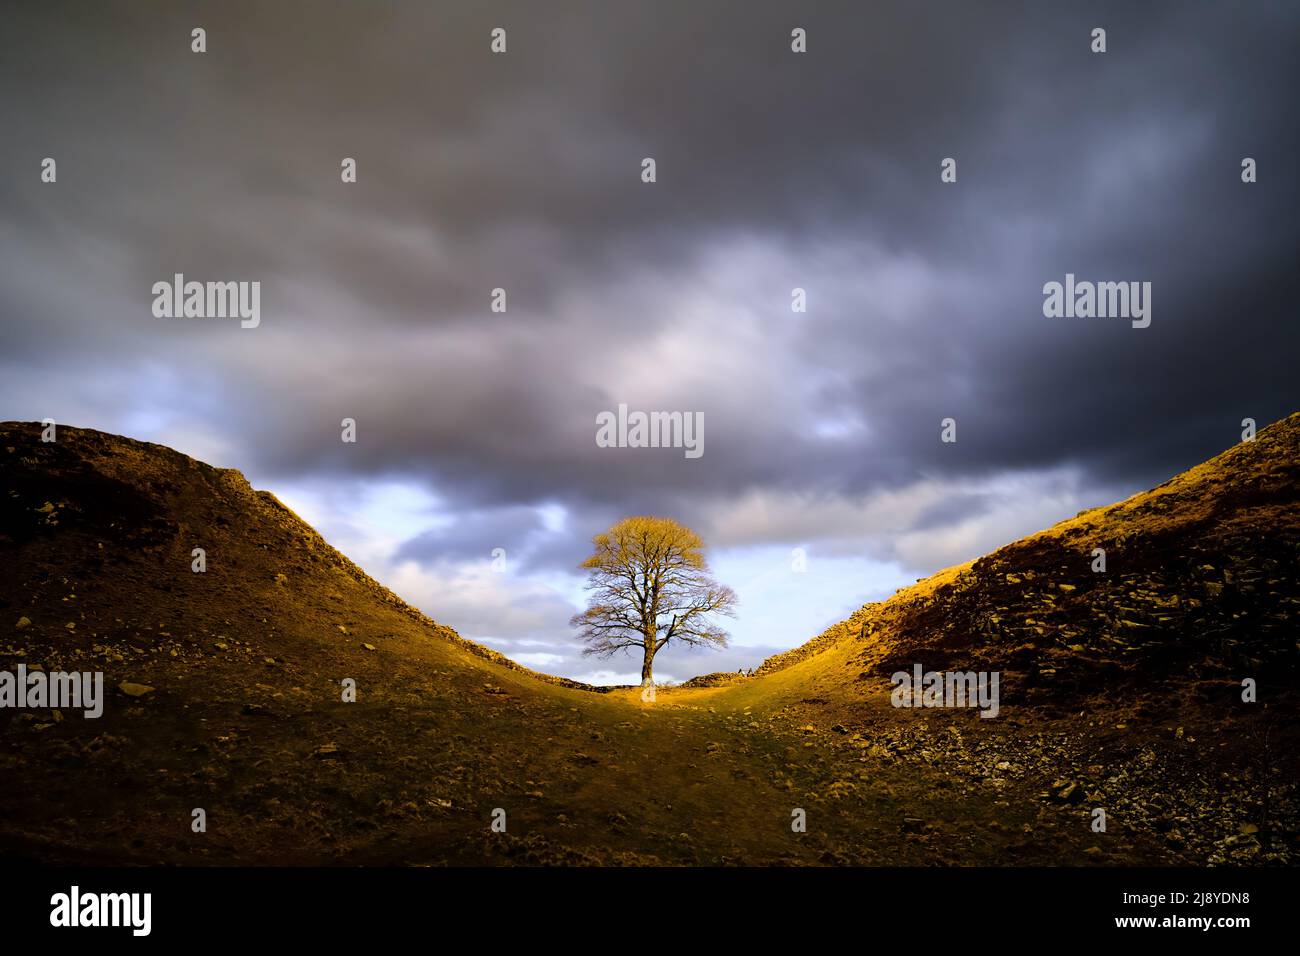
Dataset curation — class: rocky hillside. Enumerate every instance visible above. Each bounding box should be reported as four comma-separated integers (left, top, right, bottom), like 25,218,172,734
756,413,1300,702
711,414,1300,864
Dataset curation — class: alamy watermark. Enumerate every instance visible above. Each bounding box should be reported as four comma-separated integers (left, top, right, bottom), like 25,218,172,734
151,274,260,328
1043,273,1150,328
50,886,150,936
891,664,1000,718
0,665,104,718
595,403,704,459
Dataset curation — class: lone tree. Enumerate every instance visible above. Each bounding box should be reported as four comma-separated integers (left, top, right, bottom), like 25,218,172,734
571,516,737,687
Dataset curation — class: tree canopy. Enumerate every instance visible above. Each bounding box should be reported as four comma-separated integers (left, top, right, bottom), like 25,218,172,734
570,516,737,686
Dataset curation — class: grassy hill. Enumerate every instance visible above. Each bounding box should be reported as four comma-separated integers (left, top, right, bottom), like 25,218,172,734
687,414,1300,864
1,418,1295,865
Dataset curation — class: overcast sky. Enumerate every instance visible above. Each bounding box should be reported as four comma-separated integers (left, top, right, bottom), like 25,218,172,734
2,2,1297,683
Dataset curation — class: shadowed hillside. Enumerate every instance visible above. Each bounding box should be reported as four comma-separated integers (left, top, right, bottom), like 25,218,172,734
699,414,1300,864
1,419,1296,865
757,412,1300,698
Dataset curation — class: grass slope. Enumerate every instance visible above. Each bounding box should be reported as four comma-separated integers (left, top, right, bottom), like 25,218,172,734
1,419,1295,865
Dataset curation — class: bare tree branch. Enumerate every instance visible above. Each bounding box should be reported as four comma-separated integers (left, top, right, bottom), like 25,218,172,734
571,516,737,685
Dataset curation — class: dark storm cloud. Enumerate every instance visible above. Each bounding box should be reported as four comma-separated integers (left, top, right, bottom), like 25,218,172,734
1,0,1297,569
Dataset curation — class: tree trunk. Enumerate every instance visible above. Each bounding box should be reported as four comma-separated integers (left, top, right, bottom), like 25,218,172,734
640,645,655,686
